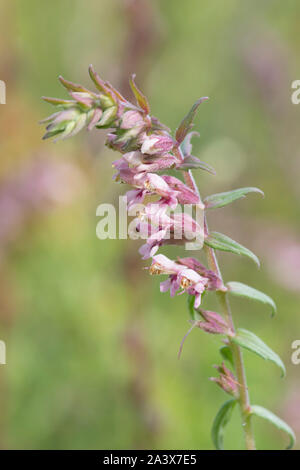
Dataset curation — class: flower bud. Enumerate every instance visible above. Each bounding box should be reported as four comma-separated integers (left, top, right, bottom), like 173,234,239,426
120,110,145,130
195,310,232,335
210,363,239,397
141,133,175,155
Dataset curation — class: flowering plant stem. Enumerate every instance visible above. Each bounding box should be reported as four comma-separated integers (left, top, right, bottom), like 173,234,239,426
41,66,295,450
217,290,255,449
184,168,255,449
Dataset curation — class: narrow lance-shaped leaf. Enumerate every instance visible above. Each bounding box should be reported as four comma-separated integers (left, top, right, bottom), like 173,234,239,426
178,155,216,174
42,96,75,107
176,97,208,144
205,232,260,267
205,187,264,210
129,74,150,114
232,328,286,377
227,281,276,316
219,345,234,367
88,65,117,105
251,405,296,449
88,65,112,96
211,399,237,450
58,75,89,94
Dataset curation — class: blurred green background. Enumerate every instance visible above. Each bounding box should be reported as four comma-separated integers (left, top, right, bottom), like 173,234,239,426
0,0,300,450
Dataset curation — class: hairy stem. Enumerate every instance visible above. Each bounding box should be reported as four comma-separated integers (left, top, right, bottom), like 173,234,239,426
183,169,256,450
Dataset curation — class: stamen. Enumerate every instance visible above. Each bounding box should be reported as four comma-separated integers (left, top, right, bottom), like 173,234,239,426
180,277,192,289
149,264,162,275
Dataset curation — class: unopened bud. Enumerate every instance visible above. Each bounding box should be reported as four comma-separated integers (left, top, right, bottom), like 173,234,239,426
210,363,239,397
195,310,232,335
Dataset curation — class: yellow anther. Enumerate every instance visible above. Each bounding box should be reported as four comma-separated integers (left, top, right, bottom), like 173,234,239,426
149,264,162,275
180,277,192,289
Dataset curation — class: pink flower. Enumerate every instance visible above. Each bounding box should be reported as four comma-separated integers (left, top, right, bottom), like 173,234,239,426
177,257,225,291
112,159,139,185
149,254,182,275
113,166,179,209
136,205,203,259
138,227,170,259
137,157,178,172
140,133,175,155
126,188,148,209
161,175,202,206
149,254,209,307
142,173,178,199
120,151,180,174
123,151,145,166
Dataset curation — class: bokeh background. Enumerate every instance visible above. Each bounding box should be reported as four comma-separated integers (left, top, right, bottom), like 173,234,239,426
0,0,299,450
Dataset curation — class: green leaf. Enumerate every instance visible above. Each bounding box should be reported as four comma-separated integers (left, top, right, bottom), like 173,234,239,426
211,399,237,450
227,281,276,316
176,97,208,144
232,328,286,377
251,405,296,449
42,96,75,107
178,155,216,174
129,74,150,114
187,295,202,320
205,232,260,267
219,345,234,367
204,187,264,209
187,295,196,319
